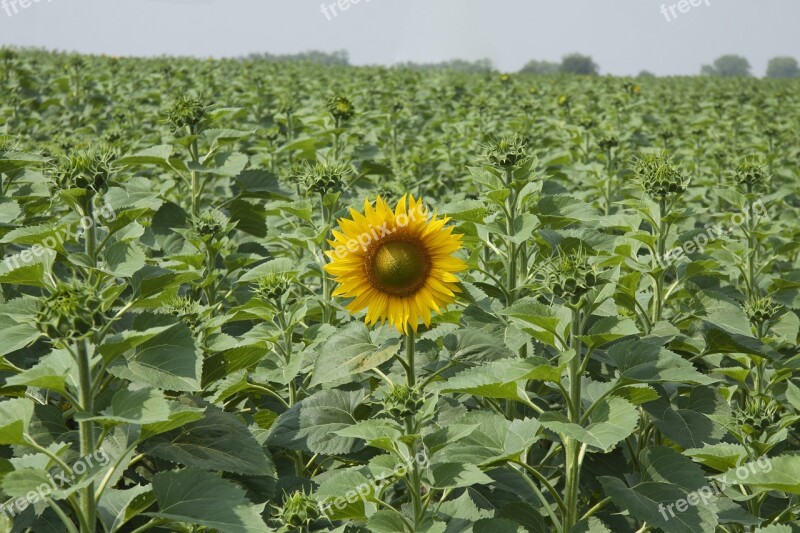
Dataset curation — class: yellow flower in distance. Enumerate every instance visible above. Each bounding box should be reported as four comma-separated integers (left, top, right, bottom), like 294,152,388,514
324,195,467,334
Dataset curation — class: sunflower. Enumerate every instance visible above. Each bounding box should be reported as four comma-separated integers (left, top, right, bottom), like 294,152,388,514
324,194,467,334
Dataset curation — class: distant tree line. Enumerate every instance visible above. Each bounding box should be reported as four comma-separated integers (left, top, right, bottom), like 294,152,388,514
518,53,799,78
520,54,599,75
701,55,800,78
395,58,494,73
245,50,350,65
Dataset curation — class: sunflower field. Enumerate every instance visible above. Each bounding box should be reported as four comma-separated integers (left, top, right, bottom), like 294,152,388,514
0,48,799,533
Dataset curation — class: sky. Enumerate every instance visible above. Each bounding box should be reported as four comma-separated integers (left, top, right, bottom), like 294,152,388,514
0,0,798,76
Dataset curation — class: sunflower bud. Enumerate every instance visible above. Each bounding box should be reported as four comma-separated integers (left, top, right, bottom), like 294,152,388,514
300,161,351,196
327,95,355,123
383,384,425,419
597,135,619,152
254,273,292,303
634,153,688,201
167,95,207,132
743,296,781,331
732,159,769,193
733,397,783,443
557,95,571,107
191,209,233,242
163,296,202,330
578,116,597,130
277,490,320,528
485,134,530,170
548,248,602,305
50,146,117,194
36,283,104,341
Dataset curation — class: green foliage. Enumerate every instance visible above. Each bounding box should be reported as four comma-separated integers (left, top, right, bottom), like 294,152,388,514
0,48,798,533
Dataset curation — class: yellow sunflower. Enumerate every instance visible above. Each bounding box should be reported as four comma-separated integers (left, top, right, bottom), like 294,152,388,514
324,194,467,334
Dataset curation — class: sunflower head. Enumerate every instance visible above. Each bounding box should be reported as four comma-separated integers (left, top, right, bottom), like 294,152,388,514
167,95,207,132
327,95,355,123
325,195,467,334
634,152,688,201
732,158,770,193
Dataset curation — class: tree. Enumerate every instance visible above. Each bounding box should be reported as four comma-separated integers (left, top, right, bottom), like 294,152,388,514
701,55,751,77
520,59,560,74
766,57,800,78
637,70,656,79
559,54,599,75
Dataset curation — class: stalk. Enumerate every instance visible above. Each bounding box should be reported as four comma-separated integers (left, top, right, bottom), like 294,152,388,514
745,188,759,298
652,198,668,324
504,168,525,416
406,330,415,387
188,124,201,217
403,331,422,527
76,340,96,533
563,305,584,530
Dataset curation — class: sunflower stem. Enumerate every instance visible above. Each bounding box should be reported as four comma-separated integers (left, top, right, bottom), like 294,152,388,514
77,340,96,533
406,330,415,388
563,304,584,531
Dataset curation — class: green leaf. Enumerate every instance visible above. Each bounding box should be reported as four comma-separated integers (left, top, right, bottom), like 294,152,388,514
311,322,401,387
0,398,35,445
716,454,800,494
148,468,268,533
335,420,403,452
107,314,202,392
104,241,147,277
684,443,748,472
143,404,274,476
600,447,717,533
436,357,562,401
130,266,200,301
699,320,780,359
118,145,173,168
268,389,366,454
433,413,541,466
643,386,728,449
499,299,571,349
540,396,639,451
97,485,154,533
5,349,75,394
579,316,640,350
367,510,410,533
428,463,493,489
79,388,172,426
606,338,716,385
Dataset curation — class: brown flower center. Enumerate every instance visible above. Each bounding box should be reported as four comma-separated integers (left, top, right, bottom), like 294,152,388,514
366,238,431,296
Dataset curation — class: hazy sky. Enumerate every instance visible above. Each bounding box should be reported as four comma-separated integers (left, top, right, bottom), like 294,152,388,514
1,0,798,76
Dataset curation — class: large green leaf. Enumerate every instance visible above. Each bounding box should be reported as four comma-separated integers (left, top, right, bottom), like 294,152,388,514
606,338,716,385
0,398,35,445
149,468,269,533
107,314,202,392
540,396,639,451
143,404,274,476
268,389,366,454
311,321,401,387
